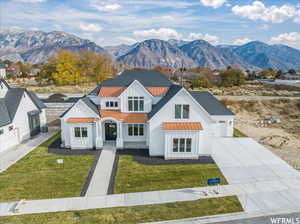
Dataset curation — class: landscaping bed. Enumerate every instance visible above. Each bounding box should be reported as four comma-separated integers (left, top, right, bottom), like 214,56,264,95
0,133,95,202
113,150,227,194
0,196,243,224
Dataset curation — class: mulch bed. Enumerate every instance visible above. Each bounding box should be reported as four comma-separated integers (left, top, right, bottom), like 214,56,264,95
48,138,98,156
117,149,215,165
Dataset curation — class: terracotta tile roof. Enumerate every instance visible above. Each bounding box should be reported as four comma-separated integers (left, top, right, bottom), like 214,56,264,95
98,86,169,97
67,118,98,123
146,87,169,96
98,87,126,97
162,122,203,131
100,110,148,123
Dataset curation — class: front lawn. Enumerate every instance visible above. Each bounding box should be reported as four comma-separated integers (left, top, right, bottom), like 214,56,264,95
114,155,227,194
0,196,243,224
0,133,95,202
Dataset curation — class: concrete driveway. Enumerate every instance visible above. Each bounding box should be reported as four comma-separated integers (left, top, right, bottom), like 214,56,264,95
212,138,300,213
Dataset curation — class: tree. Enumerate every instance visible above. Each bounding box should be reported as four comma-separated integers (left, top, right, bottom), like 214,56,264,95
52,50,81,86
220,68,245,87
288,69,296,75
192,76,212,88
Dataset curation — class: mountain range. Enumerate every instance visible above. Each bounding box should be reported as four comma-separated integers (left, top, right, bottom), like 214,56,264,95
1,29,300,70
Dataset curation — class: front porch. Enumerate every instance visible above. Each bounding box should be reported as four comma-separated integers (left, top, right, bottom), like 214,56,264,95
95,118,148,150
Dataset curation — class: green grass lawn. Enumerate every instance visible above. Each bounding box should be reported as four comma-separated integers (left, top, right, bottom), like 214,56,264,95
0,133,95,202
234,128,248,137
114,155,227,194
0,196,243,224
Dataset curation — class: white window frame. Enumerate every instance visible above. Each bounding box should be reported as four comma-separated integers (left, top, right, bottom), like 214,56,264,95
128,124,144,136
172,138,192,153
105,101,118,109
128,96,144,112
175,104,190,119
74,127,88,138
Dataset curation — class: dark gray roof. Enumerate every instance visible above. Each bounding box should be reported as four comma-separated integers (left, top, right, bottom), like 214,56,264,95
0,79,10,89
190,91,234,116
0,85,46,127
0,99,11,127
88,86,101,96
60,96,99,118
27,91,46,110
81,96,99,114
5,88,26,123
101,69,172,87
148,85,183,119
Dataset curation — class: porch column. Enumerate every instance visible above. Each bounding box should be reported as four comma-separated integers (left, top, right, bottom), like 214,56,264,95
95,120,103,149
116,122,124,149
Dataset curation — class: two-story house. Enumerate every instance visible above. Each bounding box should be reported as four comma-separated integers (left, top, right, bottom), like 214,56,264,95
0,79,47,153
60,69,234,159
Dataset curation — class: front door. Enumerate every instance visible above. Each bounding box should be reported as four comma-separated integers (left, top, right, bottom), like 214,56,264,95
28,111,41,137
105,123,117,141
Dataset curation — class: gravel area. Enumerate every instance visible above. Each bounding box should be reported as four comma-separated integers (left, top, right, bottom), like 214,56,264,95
117,149,215,165
48,138,98,155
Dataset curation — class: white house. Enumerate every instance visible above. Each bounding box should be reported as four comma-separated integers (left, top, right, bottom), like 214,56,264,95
0,79,47,153
60,70,234,159
0,63,6,79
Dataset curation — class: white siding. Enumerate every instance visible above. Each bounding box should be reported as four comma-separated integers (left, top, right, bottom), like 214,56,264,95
0,124,19,153
119,81,153,113
100,97,120,110
149,89,214,156
211,116,234,137
123,124,147,142
69,123,94,149
61,100,99,148
164,130,200,159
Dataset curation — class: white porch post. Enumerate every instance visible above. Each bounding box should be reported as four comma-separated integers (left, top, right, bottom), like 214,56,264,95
95,120,103,149
116,122,124,149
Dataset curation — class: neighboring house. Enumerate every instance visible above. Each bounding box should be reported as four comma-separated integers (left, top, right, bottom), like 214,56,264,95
0,63,6,79
60,70,234,159
0,79,47,153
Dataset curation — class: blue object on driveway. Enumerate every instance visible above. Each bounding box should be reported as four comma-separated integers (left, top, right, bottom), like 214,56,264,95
207,178,221,186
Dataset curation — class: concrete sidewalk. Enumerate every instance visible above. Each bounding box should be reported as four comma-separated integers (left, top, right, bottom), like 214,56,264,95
85,143,116,196
0,130,57,173
2,180,300,217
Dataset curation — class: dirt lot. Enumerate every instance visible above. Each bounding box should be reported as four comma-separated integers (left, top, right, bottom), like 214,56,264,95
221,98,300,169
200,82,300,97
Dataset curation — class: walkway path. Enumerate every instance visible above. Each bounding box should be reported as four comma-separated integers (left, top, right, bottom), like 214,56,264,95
1,180,300,216
0,130,57,173
85,143,116,196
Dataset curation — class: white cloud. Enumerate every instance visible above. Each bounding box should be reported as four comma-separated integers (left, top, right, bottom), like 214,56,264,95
200,0,226,9
233,38,252,45
133,28,182,40
259,24,269,31
186,32,220,45
13,0,46,2
79,23,102,32
232,1,297,23
269,32,300,49
117,36,137,44
91,1,121,11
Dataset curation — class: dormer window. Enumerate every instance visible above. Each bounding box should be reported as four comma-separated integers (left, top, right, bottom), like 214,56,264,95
175,104,190,119
128,96,144,112
105,101,118,108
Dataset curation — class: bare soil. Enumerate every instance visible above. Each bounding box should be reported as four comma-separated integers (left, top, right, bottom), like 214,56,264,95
221,98,300,169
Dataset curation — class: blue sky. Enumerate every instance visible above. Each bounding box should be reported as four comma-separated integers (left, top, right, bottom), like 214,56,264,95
1,0,300,48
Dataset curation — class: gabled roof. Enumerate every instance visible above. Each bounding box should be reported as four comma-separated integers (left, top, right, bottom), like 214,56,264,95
60,96,99,118
189,91,234,116
0,79,10,89
27,91,46,110
101,69,172,87
0,99,11,127
4,88,26,122
148,85,183,120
